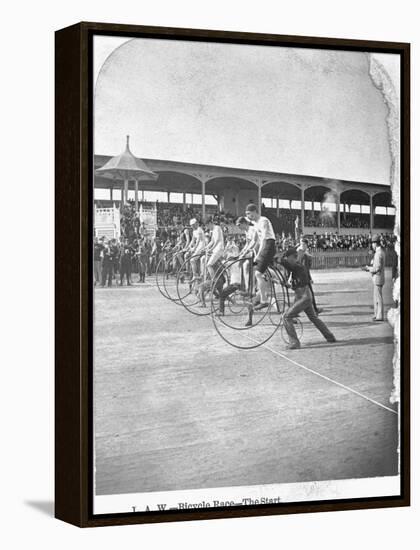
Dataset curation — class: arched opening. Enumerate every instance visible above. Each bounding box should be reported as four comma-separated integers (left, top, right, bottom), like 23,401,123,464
205,176,259,218
147,171,213,226
304,185,338,230
260,181,302,236
373,191,394,230
340,189,371,231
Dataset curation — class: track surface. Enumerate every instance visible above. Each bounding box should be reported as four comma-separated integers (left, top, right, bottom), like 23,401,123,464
94,268,398,496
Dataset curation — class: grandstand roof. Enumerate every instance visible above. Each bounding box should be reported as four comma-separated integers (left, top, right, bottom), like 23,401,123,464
94,155,392,206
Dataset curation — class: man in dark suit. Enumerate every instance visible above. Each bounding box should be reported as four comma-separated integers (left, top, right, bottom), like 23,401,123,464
101,242,115,287
119,240,134,286
280,248,336,349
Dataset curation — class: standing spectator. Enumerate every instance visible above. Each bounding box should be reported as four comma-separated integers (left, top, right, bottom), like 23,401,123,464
145,238,152,275
362,235,386,321
101,242,115,287
109,238,120,282
137,239,148,283
119,240,133,286
150,237,162,274
93,237,104,286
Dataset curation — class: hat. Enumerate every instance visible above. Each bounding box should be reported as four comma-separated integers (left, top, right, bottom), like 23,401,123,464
189,218,198,226
371,234,381,243
245,203,257,212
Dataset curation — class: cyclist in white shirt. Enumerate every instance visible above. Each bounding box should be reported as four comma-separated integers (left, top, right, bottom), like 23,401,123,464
205,217,225,280
245,203,276,309
237,216,258,258
188,218,206,279
236,215,258,293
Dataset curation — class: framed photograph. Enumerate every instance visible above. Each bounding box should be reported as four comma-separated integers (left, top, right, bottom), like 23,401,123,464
55,22,410,527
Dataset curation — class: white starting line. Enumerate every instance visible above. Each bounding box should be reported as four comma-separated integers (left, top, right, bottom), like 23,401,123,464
153,280,398,417
245,336,398,415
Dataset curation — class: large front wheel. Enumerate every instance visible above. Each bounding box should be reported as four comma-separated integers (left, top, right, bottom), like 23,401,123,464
210,257,283,349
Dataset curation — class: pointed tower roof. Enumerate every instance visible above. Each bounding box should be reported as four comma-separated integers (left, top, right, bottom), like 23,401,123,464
96,136,158,181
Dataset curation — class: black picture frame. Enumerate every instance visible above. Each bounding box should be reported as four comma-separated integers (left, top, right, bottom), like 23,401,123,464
55,21,410,527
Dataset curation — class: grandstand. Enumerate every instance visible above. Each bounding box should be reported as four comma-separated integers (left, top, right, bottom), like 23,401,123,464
94,149,395,239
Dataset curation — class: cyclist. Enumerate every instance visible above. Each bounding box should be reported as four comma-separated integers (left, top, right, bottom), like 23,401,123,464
245,203,276,310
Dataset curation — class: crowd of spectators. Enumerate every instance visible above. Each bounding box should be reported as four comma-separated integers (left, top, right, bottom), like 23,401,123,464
106,199,394,243
298,232,395,251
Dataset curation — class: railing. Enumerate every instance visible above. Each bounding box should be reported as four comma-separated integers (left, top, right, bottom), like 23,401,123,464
310,249,394,269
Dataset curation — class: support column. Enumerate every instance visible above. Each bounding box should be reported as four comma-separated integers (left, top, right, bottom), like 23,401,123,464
201,180,206,221
183,192,186,212
121,185,124,206
300,187,305,235
110,187,113,202
337,194,341,234
123,179,129,205
257,184,262,215
167,191,171,204
141,190,145,202
370,194,374,234
134,180,139,211
276,196,280,217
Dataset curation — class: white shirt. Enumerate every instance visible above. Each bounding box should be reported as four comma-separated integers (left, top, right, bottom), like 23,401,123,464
192,226,206,252
229,261,242,285
246,225,258,248
209,225,224,253
255,216,275,241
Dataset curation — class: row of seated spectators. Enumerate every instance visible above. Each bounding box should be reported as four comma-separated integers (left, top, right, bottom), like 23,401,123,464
120,200,240,240
118,200,395,243
297,232,396,251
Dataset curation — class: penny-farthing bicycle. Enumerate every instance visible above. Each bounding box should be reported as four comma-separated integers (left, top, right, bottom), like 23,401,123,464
155,248,187,304
175,251,231,316
209,253,303,349
155,250,172,299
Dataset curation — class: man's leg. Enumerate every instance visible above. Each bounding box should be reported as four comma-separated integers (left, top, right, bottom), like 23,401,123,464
283,294,308,348
255,270,269,304
191,257,200,279
198,280,211,307
207,251,221,282
304,300,336,342
372,283,377,319
241,259,248,292
308,283,319,314
218,283,240,315
374,284,384,320
94,261,100,284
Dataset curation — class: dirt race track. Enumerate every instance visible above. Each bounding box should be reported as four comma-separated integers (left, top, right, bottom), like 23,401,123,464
94,268,398,496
